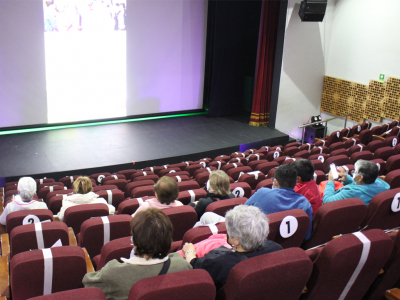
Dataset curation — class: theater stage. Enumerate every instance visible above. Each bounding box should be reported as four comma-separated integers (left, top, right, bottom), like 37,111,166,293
0,115,291,182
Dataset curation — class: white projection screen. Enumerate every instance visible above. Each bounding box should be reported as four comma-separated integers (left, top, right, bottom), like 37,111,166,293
0,0,207,128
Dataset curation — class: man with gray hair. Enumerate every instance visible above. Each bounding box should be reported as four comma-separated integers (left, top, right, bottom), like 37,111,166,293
324,160,389,205
0,177,48,225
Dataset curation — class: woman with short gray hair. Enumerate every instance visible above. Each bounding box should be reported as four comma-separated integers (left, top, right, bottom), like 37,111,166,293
0,177,48,225
182,205,282,290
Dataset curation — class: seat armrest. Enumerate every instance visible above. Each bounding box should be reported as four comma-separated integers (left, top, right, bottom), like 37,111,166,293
372,135,385,141
83,248,95,273
386,288,400,300
342,137,349,140
0,234,9,259
0,256,9,297
353,134,359,137
314,138,322,141
68,228,77,246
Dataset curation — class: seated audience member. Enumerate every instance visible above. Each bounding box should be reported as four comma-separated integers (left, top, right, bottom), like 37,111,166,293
189,170,234,219
292,159,322,216
83,208,192,299
245,164,313,239
323,159,389,205
0,177,48,225
57,176,115,221
131,176,183,217
182,205,282,290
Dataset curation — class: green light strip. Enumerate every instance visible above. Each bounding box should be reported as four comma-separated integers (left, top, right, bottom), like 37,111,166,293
0,112,207,136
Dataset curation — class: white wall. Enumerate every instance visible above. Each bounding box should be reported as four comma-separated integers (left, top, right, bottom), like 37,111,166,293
275,0,335,140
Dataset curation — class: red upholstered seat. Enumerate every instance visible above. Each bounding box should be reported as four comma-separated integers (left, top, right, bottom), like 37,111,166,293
313,170,326,184
63,203,109,235
284,142,300,149
328,141,346,152
205,197,247,216
130,185,155,198
303,198,367,249
269,145,283,151
254,178,273,190
226,166,252,181
309,146,329,155
117,169,137,179
89,173,111,185
132,175,159,183
130,171,155,181
192,167,215,178
237,171,266,190
355,129,372,145
169,162,194,171
385,170,400,189
308,152,328,162
229,182,252,198
59,176,81,189
305,229,393,300
347,143,366,156
244,148,259,156
266,167,276,179
10,246,87,300
281,158,296,165
194,172,210,188
177,189,207,205
100,179,127,192
208,160,227,170
124,180,154,198
323,155,349,173
177,181,200,192
272,155,291,165
6,209,53,235
27,287,107,300
374,146,395,161
37,186,66,201
10,222,69,258
101,174,126,183
254,161,279,174
94,189,125,210
385,136,400,148
343,137,360,149
315,131,341,147
310,159,324,171
367,140,386,153
92,185,119,193
228,157,248,166
230,151,246,159
266,209,310,249
299,143,314,151
247,153,266,162
213,155,231,163
247,159,268,171
293,150,311,159
370,158,386,176
283,146,300,157
360,188,400,230
221,162,244,173
93,236,133,270
163,206,197,241
386,154,400,173
129,269,216,300
78,215,131,259
266,150,283,162
34,178,55,189
116,197,154,215
185,164,205,177
168,174,191,183
216,248,312,300
329,148,349,157
158,168,182,177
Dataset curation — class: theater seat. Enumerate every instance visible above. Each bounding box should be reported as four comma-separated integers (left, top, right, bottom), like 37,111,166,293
228,157,248,166
216,248,312,300
158,168,182,177
124,180,154,198
77,215,132,259
229,182,252,198
117,169,137,180
386,154,400,173
116,197,154,215
10,246,87,300
205,197,247,217
63,204,110,235
323,155,349,174
385,170,400,189
92,236,133,271
237,171,266,190
208,160,226,170
163,206,197,241
302,198,367,249
177,189,207,205
6,209,53,235
59,176,81,189
360,188,400,230
94,189,125,211
266,150,283,162
267,209,310,249
27,287,107,300
293,150,311,159
221,162,244,173
255,161,279,175
128,269,216,300
304,229,393,300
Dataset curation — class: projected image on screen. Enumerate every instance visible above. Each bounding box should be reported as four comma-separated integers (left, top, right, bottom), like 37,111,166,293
43,0,127,123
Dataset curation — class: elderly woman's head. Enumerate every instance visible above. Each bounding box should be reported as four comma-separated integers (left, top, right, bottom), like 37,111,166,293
18,177,37,200
225,205,269,251
131,208,173,259
73,177,93,194
354,160,379,185
208,170,231,196
153,176,179,204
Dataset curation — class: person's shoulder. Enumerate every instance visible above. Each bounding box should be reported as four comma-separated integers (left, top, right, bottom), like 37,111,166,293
168,253,192,270
264,240,283,252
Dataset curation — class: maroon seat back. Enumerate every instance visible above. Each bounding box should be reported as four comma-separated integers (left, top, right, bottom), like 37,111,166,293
6,209,54,235
315,131,340,147
267,209,310,248
116,197,154,215
117,169,137,179
385,170,400,189
163,206,198,241
229,182,252,198
374,146,395,161
132,175,159,183
367,140,385,153
129,269,216,300
59,176,81,189
349,150,374,165
247,153,266,162
45,189,73,204
28,287,107,300
131,186,155,198
10,246,86,300
221,162,244,173
94,189,125,210
303,198,367,249
216,248,312,300
214,155,231,163
310,146,329,155
185,164,204,177
34,178,56,189
92,185,118,193
93,237,132,271
230,151,246,159
293,150,311,159
306,229,393,300
386,154,400,173
165,172,192,181
255,161,279,175
89,172,111,185
323,155,349,173
329,141,345,152
37,184,65,199
357,129,372,144
255,179,273,190
192,167,214,178
205,197,247,216
10,222,69,258
124,180,154,198
226,166,252,181
101,179,127,192
299,143,314,152
78,215,132,259
329,148,349,157
347,143,366,156
228,157,248,166
131,171,156,180
360,188,400,230
238,171,266,189
283,147,300,157
158,168,182,177
177,189,207,205
177,181,200,192
194,172,211,188
266,150,283,161
208,160,226,170
63,204,109,234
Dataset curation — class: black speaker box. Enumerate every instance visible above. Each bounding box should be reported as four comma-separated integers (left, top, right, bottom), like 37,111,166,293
299,0,327,22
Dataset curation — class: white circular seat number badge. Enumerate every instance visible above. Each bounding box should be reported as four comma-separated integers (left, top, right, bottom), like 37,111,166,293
232,187,245,198
391,193,400,212
23,214,40,225
279,215,298,238
273,151,280,159
318,155,324,163
393,138,398,147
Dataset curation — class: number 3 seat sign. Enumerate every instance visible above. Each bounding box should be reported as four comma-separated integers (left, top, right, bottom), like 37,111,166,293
279,215,298,238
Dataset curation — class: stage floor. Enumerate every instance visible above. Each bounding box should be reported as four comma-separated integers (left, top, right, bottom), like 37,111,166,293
0,115,290,181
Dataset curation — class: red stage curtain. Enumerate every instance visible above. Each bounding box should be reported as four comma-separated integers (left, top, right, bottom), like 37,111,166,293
249,0,280,127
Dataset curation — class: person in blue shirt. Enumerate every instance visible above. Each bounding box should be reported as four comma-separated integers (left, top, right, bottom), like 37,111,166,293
323,159,389,205
245,164,313,240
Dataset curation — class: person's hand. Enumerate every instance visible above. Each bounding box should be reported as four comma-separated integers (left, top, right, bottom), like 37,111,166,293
193,201,199,205
328,170,335,182
182,243,195,253
337,167,348,182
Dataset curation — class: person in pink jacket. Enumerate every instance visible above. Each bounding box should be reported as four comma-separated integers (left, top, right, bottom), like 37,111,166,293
131,176,183,217
292,159,322,216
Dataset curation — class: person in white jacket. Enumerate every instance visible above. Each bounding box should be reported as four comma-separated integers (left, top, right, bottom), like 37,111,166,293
57,176,115,221
0,177,48,225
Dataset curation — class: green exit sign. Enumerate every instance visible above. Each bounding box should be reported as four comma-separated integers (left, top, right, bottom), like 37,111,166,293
379,74,385,82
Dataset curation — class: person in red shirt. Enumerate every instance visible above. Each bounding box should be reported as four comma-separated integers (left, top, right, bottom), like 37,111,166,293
292,159,322,216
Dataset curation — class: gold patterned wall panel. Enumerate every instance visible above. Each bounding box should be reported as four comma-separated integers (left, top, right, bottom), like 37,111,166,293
321,76,400,123
381,77,400,120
